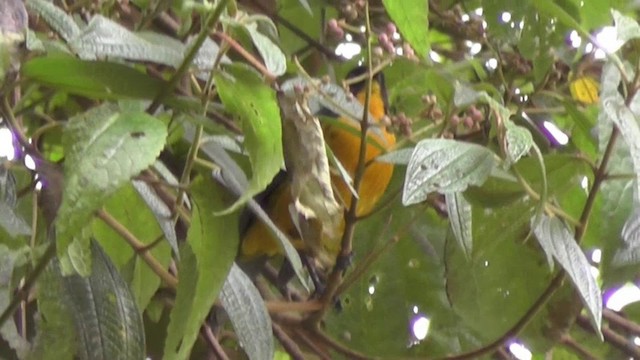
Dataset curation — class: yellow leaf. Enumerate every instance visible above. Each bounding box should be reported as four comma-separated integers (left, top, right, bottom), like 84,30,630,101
570,76,599,105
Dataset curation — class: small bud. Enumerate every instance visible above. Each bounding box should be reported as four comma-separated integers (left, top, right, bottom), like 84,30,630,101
463,116,474,128
386,23,397,37
450,114,461,126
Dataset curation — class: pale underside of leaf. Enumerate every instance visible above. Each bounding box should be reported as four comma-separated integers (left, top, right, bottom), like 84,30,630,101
221,264,274,360
532,215,603,339
402,139,496,205
445,192,473,258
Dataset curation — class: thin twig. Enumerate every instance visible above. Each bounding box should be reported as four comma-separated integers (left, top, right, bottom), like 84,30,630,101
97,210,178,288
147,0,230,114
201,324,231,360
273,323,306,360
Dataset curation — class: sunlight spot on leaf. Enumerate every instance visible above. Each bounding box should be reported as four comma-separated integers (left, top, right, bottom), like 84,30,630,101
461,14,469,22
509,342,532,360
429,50,443,63
594,26,624,54
410,315,430,342
486,58,498,70
581,176,589,191
542,121,569,145
606,283,640,311
368,285,375,295
335,42,362,60
591,249,602,264
635,337,640,346
500,12,511,23
568,30,582,48
24,154,36,170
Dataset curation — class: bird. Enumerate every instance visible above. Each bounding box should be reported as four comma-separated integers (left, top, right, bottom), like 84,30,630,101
240,66,396,265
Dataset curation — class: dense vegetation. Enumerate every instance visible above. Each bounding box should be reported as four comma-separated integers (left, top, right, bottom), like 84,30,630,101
1,0,640,359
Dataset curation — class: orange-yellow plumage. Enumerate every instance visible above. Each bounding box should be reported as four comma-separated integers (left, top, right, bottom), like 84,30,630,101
241,71,396,260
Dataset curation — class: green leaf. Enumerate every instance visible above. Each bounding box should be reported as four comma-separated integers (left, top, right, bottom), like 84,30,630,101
56,103,167,274
532,215,603,339
402,139,497,205
92,183,171,311
213,64,283,214
445,192,472,258
61,240,145,359
22,56,166,101
29,253,77,360
131,180,179,257
244,22,286,76
220,264,274,360
163,178,238,359
70,15,183,66
505,122,533,166
382,0,429,58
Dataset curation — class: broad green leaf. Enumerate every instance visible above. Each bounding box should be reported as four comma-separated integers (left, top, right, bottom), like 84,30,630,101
382,0,429,58
445,192,472,258
532,215,603,339
245,22,286,76
402,139,497,205
56,103,167,274
446,200,550,344
163,178,238,359
220,264,274,360
61,240,145,359
29,252,77,360
505,122,533,166
70,15,183,66
213,64,283,214
92,184,171,311
26,0,80,42
22,56,166,101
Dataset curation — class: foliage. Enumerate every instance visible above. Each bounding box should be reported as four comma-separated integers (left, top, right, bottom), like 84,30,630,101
1,0,640,359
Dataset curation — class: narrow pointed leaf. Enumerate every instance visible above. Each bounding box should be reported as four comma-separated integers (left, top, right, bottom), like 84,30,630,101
445,192,473,258
56,103,167,274
245,22,286,76
22,57,167,101
62,240,145,359
163,178,238,359
601,96,640,203
612,10,640,44
26,0,80,42
213,64,283,214
402,139,496,205
532,215,603,338
70,15,183,66
131,180,179,257
221,264,274,360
